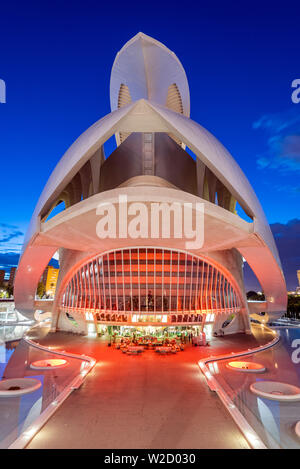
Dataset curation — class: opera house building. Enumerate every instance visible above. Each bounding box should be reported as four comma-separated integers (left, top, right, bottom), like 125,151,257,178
14,33,287,338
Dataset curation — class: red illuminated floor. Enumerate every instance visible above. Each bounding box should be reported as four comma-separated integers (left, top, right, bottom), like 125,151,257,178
26,326,273,449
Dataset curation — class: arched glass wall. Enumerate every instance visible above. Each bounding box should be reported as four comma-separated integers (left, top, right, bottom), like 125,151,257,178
60,248,240,324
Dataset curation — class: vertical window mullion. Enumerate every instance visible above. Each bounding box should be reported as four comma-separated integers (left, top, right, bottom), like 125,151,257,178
213,267,217,315
68,282,71,309
221,274,225,311
101,258,106,311
205,264,210,314
80,269,83,311
86,263,91,310
222,274,226,311
209,264,214,313
92,262,96,309
215,270,218,313
232,289,235,311
67,280,71,310
72,275,76,310
161,249,164,313
146,248,148,313
85,264,89,310
97,259,102,310
217,272,222,313
69,278,73,310
82,265,87,313
177,251,180,312
154,248,156,314
65,282,69,310
195,259,200,312
78,269,82,310
66,282,70,310
89,262,93,310
71,276,75,310
95,259,99,310
138,248,141,312
129,249,133,314
107,254,112,311
218,271,222,313
224,277,227,311
199,261,204,313
69,277,72,310
169,250,172,312
114,251,118,313
183,253,187,312
88,263,92,310
75,271,79,309
189,256,193,312
226,278,229,310
121,250,125,312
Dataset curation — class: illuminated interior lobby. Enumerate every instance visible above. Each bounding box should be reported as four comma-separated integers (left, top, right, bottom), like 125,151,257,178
14,32,287,339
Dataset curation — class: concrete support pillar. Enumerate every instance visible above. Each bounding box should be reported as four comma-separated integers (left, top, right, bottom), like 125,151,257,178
196,158,205,198
79,161,92,200
90,146,105,195
50,248,95,335
205,167,217,203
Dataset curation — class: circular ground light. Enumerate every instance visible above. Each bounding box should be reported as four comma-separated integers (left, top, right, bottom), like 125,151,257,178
0,378,41,397
30,359,68,370
250,381,300,401
295,421,300,438
226,361,266,373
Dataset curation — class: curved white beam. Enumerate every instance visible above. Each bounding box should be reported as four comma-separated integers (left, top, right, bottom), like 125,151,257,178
21,102,138,252
15,205,248,318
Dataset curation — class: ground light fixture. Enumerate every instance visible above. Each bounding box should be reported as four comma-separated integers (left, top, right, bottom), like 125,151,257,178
226,361,266,373
0,378,41,397
250,381,300,401
30,359,68,370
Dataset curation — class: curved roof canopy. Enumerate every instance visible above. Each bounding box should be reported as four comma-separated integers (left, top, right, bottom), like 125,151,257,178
110,32,190,117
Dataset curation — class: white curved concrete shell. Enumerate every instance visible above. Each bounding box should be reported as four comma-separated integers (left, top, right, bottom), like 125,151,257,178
14,33,286,332
110,32,190,116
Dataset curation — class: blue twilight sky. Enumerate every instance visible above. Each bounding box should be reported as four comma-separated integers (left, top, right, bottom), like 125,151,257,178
0,0,299,289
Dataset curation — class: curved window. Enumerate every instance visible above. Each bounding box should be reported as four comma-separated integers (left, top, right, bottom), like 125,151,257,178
166,83,184,147
118,83,132,108
60,248,240,324
166,83,183,114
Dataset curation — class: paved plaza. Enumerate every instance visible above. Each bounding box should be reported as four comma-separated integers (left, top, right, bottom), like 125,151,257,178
26,326,273,449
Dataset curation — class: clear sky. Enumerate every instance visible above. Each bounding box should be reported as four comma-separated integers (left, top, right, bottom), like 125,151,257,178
0,0,299,289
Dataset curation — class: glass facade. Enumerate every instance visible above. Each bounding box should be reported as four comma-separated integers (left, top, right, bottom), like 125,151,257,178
60,248,240,324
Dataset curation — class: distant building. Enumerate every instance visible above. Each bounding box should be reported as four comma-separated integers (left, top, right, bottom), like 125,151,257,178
8,267,16,287
296,270,300,294
41,266,59,298
0,270,5,286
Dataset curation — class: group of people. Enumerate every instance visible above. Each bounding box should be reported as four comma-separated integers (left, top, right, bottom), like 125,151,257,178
109,333,186,351
179,332,194,344
107,329,200,348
